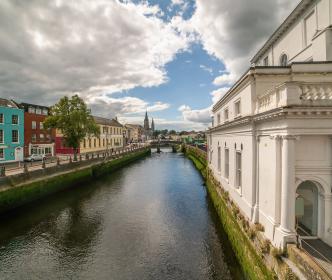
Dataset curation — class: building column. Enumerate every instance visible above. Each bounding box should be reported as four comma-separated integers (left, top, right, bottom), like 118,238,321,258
279,135,297,235
274,135,282,226
252,135,260,223
324,194,332,244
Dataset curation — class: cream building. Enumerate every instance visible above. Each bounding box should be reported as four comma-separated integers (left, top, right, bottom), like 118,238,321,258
125,124,143,143
80,116,124,153
208,0,332,249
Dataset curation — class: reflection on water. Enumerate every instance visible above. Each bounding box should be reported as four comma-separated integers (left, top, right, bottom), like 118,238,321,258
0,148,243,280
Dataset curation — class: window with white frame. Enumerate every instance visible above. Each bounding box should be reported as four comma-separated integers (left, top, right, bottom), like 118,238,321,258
12,130,18,143
224,108,229,122
0,130,3,143
36,108,42,115
40,133,44,140
280,54,288,66
0,113,3,124
224,148,229,179
28,107,35,114
217,146,221,172
235,151,242,188
42,109,48,115
234,100,241,116
0,148,4,159
12,115,18,124
32,121,36,129
40,122,44,129
32,133,36,142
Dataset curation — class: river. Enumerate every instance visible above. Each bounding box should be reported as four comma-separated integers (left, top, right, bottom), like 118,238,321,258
0,148,244,280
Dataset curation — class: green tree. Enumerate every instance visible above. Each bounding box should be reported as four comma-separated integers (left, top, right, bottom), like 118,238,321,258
44,95,100,161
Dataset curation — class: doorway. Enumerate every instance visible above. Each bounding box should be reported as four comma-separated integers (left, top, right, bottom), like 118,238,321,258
296,180,319,236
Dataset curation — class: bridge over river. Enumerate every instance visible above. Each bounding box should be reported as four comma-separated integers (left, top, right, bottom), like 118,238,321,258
0,148,243,280
149,139,182,147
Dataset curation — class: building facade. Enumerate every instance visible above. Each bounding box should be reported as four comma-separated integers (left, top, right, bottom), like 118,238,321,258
80,116,124,153
125,124,143,143
209,0,332,249
0,99,24,163
55,117,124,155
20,103,55,157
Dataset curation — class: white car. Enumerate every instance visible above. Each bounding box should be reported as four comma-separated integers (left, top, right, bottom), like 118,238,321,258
25,154,46,162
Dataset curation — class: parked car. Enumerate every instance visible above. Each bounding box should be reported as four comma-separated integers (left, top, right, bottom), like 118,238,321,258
25,154,46,162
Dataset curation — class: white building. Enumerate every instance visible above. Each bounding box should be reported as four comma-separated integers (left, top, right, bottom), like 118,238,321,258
208,0,332,249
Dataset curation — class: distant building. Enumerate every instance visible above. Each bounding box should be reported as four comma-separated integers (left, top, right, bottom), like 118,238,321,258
55,116,124,155
80,116,124,153
208,0,332,248
20,103,55,157
143,111,155,141
0,98,24,163
125,124,143,143
55,129,79,155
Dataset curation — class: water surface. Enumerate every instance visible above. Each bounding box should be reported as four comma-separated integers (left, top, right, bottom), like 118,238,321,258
0,149,243,279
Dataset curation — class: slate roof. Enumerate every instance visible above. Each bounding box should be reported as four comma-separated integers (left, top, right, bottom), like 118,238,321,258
93,116,123,127
0,98,19,108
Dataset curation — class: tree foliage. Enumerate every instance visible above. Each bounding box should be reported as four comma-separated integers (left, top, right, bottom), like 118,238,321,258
44,95,100,152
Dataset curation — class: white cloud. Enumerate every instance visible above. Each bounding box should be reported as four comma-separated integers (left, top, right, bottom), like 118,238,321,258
213,73,236,86
178,104,211,124
0,0,192,105
211,87,230,104
171,0,184,6
199,64,213,75
190,0,300,87
86,95,170,119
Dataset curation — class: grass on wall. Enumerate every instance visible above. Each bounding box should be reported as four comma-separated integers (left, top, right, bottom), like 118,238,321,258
183,145,274,280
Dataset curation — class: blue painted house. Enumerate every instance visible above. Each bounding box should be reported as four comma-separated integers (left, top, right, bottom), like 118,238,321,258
0,98,24,163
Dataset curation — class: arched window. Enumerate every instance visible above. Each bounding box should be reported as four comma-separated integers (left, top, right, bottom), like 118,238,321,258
280,54,288,66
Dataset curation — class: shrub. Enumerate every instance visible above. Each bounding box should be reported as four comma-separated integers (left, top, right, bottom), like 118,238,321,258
270,247,283,259
284,266,297,280
248,226,257,240
224,191,229,201
260,239,271,254
254,223,265,232
232,206,240,216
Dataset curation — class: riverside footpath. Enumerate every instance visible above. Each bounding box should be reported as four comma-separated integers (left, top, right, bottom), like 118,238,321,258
0,146,151,214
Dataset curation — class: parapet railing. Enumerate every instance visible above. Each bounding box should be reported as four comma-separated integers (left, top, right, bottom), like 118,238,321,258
0,144,149,178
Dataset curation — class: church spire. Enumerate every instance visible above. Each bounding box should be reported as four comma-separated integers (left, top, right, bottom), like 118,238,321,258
151,118,155,132
144,110,149,130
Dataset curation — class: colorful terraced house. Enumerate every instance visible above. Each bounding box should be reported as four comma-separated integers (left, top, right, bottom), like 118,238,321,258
0,98,24,163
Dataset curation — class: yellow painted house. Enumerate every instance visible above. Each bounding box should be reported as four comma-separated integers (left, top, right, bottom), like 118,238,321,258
80,116,124,153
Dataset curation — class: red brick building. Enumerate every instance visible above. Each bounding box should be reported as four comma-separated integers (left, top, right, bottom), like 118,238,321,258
55,129,80,155
20,103,56,157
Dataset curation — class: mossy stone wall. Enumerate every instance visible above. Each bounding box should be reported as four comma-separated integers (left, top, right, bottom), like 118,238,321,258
0,149,150,214
183,145,274,280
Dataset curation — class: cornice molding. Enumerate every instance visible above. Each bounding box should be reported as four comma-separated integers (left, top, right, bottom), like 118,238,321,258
251,0,314,64
208,107,332,133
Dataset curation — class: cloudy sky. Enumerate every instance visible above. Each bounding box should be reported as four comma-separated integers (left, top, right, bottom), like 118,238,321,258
0,0,299,130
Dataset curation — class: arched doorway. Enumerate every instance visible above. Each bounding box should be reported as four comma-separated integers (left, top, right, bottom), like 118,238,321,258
295,181,319,236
